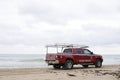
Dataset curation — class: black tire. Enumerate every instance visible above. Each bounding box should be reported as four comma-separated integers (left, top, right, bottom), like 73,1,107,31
63,60,73,70
53,64,61,69
82,65,88,68
95,59,102,68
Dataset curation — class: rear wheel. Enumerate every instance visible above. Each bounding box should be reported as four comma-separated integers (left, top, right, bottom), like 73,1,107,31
63,60,73,70
95,59,102,68
82,65,88,68
53,64,61,69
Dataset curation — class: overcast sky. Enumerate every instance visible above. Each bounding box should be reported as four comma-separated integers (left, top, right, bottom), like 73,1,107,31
0,0,120,54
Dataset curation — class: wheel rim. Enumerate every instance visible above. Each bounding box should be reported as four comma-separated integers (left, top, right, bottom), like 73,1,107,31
97,61,101,67
67,62,72,69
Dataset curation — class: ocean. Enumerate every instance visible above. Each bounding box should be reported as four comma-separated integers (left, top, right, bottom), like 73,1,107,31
0,54,120,68
0,54,47,68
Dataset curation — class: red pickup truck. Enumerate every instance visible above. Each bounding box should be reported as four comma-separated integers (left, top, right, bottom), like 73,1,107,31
45,44,103,69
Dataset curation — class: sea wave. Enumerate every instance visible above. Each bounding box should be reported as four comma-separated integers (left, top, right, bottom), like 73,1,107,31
0,59,19,62
20,59,45,62
0,54,119,68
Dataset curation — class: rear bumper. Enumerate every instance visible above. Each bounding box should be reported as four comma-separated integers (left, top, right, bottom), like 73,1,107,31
46,60,59,65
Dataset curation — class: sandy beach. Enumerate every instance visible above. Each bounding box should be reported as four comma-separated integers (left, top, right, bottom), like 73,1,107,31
0,65,120,80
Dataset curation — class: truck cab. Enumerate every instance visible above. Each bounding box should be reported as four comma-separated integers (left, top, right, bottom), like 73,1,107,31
45,44,103,69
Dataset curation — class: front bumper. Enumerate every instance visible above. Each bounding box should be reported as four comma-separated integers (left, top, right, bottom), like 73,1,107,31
46,60,59,65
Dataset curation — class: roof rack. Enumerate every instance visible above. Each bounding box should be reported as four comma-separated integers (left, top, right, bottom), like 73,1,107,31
46,43,89,48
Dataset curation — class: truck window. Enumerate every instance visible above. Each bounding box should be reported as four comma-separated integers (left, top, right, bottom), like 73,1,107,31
84,49,91,55
76,49,82,54
63,49,72,54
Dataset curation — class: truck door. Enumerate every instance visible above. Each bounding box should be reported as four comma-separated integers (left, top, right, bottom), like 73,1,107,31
83,49,93,63
75,49,85,63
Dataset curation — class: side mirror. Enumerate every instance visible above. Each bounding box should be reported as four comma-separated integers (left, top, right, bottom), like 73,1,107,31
91,52,93,54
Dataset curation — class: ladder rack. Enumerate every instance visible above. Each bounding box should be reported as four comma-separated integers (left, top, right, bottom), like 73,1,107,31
46,43,89,48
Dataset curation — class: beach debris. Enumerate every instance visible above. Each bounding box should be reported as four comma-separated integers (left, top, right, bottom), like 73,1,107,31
95,70,100,73
102,71,120,79
67,73,76,77
118,73,120,78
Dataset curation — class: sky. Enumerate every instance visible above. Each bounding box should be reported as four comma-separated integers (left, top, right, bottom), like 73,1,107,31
0,0,120,54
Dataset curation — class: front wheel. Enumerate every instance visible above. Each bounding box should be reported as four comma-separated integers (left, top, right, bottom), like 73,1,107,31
63,60,73,70
95,59,102,68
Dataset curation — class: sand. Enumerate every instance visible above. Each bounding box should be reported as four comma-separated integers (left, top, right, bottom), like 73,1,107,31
0,65,120,80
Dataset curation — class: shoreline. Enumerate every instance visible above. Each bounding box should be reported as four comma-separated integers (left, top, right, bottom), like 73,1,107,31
0,64,119,69
0,65,120,80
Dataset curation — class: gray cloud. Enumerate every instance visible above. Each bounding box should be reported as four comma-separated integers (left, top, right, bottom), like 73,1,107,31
18,0,120,24
81,24,120,45
0,0,120,54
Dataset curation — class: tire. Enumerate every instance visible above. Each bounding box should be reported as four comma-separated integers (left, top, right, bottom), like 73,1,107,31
63,60,73,70
53,64,61,69
95,59,102,68
82,65,88,68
